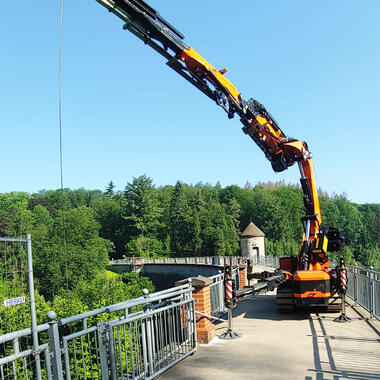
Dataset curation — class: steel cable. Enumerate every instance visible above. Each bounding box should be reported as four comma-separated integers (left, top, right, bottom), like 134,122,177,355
58,0,70,300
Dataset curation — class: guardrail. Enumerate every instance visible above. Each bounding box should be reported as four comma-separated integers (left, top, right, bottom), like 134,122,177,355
251,255,280,268
0,284,195,379
109,256,234,266
207,256,279,319
109,255,279,268
209,272,225,317
347,266,380,320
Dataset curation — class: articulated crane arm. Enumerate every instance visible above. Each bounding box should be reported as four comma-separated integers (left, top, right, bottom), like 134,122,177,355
96,0,342,270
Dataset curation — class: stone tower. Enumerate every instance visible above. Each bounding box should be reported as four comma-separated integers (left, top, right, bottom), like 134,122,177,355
240,222,265,260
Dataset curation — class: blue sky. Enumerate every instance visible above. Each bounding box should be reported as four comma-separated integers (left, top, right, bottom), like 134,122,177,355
1,1,379,204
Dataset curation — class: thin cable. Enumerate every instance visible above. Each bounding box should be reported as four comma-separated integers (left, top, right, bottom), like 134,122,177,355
58,0,70,300
59,0,64,190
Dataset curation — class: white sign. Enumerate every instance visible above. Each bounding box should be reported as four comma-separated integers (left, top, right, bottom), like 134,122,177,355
3,296,26,307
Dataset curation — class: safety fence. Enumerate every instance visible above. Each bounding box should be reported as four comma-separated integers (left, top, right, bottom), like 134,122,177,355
208,257,278,318
251,255,280,268
209,272,225,317
0,236,35,335
0,284,196,380
347,266,380,320
0,235,43,379
109,256,241,267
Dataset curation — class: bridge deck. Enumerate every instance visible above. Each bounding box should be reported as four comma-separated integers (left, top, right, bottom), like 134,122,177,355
161,292,380,380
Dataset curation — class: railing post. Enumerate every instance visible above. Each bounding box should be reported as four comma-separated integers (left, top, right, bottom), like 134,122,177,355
354,265,358,306
27,234,42,380
142,289,155,377
370,266,374,319
12,338,19,378
97,322,110,380
218,271,224,312
47,311,64,380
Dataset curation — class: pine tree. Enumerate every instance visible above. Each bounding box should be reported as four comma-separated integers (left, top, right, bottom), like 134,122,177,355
123,175,162,237
169,181,189,254
105,181,115,198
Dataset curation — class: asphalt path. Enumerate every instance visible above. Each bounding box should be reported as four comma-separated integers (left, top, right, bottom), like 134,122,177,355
160,292,380,380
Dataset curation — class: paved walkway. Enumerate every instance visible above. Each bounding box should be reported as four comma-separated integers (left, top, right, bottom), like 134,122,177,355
160,292,380,380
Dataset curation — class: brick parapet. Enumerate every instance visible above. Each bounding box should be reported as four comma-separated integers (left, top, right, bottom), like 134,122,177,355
239,265,247,289
177,276,215,344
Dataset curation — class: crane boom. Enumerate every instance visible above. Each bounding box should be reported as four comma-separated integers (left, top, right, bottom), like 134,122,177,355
95,0,343,273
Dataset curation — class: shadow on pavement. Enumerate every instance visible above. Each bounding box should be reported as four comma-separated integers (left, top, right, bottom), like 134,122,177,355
307,314,380,380
231,294,310,321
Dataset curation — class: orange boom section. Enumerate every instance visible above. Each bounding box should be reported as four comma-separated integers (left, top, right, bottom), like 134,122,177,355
180,47,241,104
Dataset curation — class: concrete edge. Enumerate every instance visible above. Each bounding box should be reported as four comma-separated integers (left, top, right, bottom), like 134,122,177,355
346,297,380,336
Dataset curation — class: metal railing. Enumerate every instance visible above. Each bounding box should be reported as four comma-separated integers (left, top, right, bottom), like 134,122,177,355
346,266,380,320
206,256,280,319
109,255,280,268
251,255,280,268
209,272,225,317
0,284,196,379
0,321,51,379
109,256,226,266
100,290,195,379
0,235,44,379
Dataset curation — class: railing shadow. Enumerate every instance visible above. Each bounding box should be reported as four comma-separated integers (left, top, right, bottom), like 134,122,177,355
306,315,380,380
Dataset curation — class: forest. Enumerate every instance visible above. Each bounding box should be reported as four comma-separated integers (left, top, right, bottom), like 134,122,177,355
0,176,379,328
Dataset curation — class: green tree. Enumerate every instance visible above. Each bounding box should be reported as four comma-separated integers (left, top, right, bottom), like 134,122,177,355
123,175,162,238
273,186,303,241
358,204,380,248
92,197,125,259
126,236,163,257
359,246,380,269
34,206,111,299
199,192,230,256
0,192,32,236
334,197,364,258
169,181,190,253
251,187,288,241
105,181,115,198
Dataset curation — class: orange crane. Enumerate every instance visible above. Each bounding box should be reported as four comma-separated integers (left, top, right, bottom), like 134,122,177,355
95,0,345,311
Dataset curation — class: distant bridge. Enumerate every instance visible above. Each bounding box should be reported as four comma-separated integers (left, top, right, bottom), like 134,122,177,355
107,256,279,290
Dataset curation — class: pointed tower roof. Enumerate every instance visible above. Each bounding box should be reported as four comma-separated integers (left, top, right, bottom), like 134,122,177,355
240,222,265,238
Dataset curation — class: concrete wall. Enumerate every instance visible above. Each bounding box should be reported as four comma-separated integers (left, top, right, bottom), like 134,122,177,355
108,263,222,291
241,236,265,259
106,263,133,274
140,264,221,290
